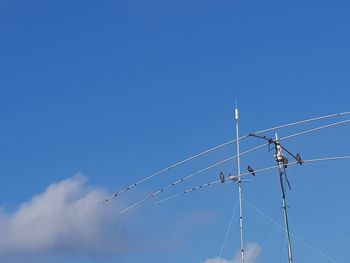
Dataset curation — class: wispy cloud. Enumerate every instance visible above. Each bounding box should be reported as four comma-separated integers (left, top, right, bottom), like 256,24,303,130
202,243,261,263
0,175,133,261
0,174,257,263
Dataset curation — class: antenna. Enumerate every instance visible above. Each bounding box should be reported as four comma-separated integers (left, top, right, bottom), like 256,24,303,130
235,107,245,263
78,113,350,217
275,133,294,263
84,119,350,219
249,132,297,263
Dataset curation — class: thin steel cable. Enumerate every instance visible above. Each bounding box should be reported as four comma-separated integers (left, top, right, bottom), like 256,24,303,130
153,193,181,205
119,197,149,215
219,197,239,257
289,206,350,237
246,209,282,263
244,198,339,263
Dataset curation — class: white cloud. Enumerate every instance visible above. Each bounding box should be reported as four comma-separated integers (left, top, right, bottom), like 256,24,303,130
0,174,133,260
0,174,261,263
202,243,261,263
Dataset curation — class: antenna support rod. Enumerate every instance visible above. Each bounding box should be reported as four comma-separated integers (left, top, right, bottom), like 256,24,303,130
235,107,245,263
275,133,293,263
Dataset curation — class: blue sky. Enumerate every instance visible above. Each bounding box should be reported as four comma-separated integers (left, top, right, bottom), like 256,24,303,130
1,1,350,262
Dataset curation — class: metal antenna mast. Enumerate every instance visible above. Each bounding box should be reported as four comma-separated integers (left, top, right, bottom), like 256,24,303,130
235,107,245,263
275,133,293,263
249,132,297,263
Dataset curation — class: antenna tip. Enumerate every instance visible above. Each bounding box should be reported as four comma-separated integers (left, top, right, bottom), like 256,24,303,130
235,108,239,121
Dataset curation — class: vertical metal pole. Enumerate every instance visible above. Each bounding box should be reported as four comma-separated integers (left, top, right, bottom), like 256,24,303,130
275,133,293,263
235,107,244,263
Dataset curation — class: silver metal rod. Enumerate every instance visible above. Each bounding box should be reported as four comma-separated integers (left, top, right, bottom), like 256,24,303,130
225,155,350,181
235,107,245,263
281,119,350,141
254,111,350,135
153,155,350,206
153,180,221,204
275,134,293,263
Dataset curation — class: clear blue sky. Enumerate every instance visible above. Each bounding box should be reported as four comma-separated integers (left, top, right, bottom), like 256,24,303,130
1,1,350,263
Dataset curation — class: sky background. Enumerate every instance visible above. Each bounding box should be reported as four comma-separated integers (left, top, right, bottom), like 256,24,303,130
1,1,350,262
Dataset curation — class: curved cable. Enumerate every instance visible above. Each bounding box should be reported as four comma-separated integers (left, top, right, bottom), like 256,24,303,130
117,145,266,212
154,180,222,205
77,115,350,217
153,155,350,205
281,119,350,141
254,112,350,135
98,113,350,203
138,154,350,212
147,119,350,203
